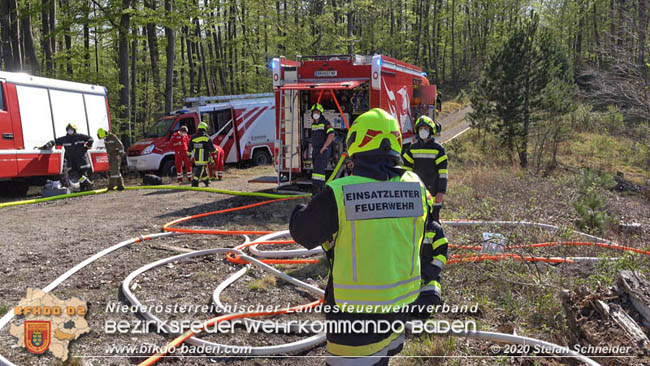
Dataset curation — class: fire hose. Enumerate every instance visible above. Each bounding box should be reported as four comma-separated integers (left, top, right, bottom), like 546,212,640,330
2,186,649,366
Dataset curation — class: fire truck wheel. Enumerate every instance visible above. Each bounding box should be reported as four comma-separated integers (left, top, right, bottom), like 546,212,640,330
252,150,272,166
160,159,177,177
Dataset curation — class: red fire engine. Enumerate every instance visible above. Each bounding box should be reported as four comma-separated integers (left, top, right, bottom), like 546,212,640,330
0,71,111,195
267,54,437,189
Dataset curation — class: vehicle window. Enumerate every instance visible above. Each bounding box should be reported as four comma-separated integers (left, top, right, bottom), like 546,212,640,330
146,118,175,138
215,109,233,135
0,83,5,111
179,118,196,135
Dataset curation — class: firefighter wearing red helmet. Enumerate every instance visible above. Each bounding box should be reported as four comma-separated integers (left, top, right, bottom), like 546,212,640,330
39,123,95,191
309,103,335,194
290,108,445,365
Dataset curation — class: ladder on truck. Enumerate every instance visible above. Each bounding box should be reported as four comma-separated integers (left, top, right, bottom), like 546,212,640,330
184,92,274,106
277,88,299,187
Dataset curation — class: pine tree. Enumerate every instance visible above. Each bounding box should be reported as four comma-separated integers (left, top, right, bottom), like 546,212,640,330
469,12,574,168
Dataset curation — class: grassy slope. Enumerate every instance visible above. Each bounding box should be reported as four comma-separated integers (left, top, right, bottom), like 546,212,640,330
395,125,650,365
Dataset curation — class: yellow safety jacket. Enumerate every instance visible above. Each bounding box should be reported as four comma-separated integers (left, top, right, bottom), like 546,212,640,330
326,171,428,313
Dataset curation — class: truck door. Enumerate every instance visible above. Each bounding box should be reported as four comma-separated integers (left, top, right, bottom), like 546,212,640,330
0,81,18,178
210,108,239,163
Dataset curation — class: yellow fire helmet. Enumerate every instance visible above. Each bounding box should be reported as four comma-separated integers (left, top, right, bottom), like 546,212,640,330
415,115,441,136
346,108,402,158
198,122,209,131
66,123,78,131
310,103,324,114
97,128,107,139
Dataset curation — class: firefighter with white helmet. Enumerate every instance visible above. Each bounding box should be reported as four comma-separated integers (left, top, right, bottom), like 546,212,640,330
309,103,335,193
188,122,216,187
290,108,445,365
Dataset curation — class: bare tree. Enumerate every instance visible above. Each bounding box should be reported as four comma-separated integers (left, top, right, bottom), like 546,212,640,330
164,0,175,113
21,0,40,74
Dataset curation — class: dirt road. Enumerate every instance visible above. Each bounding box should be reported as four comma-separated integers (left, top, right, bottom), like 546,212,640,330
439,106,472,143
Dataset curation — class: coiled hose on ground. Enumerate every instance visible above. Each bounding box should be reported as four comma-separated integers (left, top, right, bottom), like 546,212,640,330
2,185,648,366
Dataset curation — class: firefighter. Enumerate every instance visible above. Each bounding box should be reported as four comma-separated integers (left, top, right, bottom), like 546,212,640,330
290,108,431,365
208,143,225,180
97,128,125,191
411,220,448,318
402,115,447,223
39,123,94,191
310,103,335,194
170,126,192,183
188,122,216,187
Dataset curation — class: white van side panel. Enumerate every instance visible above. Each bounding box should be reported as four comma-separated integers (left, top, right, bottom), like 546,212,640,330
84,94,110,150
50,89,89,137
239,107,275,159
15,85,55,149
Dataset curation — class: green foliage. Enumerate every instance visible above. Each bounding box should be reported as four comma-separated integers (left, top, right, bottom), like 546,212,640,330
572,169,615,234
470,12,575,168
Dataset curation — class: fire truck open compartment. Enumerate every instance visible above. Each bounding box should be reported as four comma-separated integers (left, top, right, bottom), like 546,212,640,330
271,54,437,189
278,81,370,183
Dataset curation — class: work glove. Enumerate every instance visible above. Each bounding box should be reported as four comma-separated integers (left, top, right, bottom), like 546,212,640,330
36,141,55,150
409,291,442,319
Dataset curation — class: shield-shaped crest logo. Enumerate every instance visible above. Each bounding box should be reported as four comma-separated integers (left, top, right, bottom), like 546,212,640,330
24,321,51,354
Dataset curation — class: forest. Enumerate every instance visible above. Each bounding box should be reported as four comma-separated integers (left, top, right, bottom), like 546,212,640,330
1,0,649,146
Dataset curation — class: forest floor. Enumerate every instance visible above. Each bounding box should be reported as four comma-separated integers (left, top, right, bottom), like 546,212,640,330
1,110,650,366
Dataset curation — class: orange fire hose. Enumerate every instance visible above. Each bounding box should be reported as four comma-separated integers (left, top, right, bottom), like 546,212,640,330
137,196,649,366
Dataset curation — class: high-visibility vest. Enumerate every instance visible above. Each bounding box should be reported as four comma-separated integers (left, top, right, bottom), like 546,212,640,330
326,171,428,313
190,135,211,165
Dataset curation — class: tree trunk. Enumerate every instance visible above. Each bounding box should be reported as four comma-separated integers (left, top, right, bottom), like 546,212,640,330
575,0,584,66
93,0,99,74
21,0,39,74
164,0,175,113
41,0,53,73
118,0,132,122
83,0,90,73
638,0,648,66
145,0,161,100
180,32,186,97
451,0,456,82
49,0,55,70
593,0,600,63
610,0,616,46
131,27,137,127
8,0,22,70
433,0,440,83
347,3,354,55
60,0,72,75
0,0,12,70
212,6,227,94
185,26,195,95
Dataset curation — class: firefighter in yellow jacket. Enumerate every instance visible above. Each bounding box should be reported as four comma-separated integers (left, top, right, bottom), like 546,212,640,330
188,122,216,187
290,108,442,365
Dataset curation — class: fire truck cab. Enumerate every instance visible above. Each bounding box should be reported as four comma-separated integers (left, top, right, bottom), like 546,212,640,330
269,54,437,189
